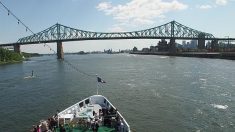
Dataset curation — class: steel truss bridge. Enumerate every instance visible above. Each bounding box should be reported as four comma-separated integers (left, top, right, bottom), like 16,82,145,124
0,21,234,59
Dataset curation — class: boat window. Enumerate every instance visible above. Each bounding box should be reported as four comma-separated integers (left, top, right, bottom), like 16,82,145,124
79,102,83,107
104,99,106,104
85,99,90,104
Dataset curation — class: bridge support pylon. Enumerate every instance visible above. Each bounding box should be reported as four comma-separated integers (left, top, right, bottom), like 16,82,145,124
57,41,64,59
14,44,21,53
169,38,176,54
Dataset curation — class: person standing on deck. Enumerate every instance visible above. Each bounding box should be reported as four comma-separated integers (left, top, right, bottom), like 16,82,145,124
94,121,99,132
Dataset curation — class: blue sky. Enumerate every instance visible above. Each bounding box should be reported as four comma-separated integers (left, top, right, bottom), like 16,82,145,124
0,0,234,53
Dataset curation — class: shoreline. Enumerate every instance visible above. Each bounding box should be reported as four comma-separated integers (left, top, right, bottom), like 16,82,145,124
130,52,235,60
0,60,23,65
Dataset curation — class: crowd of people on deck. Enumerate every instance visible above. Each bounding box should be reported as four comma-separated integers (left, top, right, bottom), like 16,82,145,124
31,111,59,132
103,107,125,132
31,106,125,132
84,107,124,132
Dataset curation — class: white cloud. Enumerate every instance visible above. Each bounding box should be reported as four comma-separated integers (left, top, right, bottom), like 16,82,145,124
96,0,188,27
198,5,213,9
96,2,112,10
216,0,228,5
197,0,229,10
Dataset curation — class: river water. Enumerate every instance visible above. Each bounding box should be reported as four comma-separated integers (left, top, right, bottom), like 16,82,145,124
0,54,235,132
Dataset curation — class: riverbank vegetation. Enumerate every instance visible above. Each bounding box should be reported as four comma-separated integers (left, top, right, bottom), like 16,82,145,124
0,48,41,65
0,48,23,64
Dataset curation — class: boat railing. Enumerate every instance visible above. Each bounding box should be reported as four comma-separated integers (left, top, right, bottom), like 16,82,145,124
117,111,131,132
103,96,131,132
58,97,90,116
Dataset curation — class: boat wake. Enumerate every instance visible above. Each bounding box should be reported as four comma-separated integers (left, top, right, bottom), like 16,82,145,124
24,76,36,79
159,56,169,59
211,104,228,110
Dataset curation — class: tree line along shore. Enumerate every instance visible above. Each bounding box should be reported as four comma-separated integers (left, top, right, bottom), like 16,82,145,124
0,48,40,65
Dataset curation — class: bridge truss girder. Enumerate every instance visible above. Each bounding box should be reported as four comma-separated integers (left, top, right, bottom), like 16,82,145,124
17,21,215,44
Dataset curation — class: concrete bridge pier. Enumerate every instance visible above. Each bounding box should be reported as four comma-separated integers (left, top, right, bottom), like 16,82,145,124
57,41,64,59
14,44,21,53
169,38,176,54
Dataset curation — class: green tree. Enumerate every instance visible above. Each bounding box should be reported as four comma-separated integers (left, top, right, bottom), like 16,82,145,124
0,48,23,64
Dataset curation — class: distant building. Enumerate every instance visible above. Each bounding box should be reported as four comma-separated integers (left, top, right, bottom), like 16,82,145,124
206,41,211,49
181,40,198,49
190,40,197,49
158,39,168,51
133,47,138,52
182,40,186,46
150,46,157,52
211,40,219,50
104,49,112,54
142,48,149,52
176,43,183,48
186,42,190,47
120,49,131,53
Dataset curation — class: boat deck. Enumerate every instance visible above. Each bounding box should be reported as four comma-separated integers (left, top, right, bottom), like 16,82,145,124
33,95,130,132
55,125,116,132
57,103,120,132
